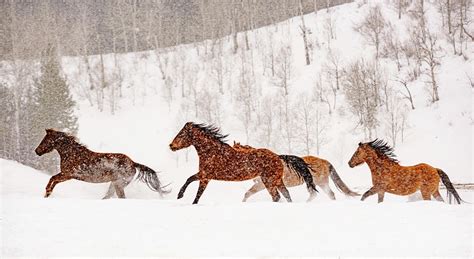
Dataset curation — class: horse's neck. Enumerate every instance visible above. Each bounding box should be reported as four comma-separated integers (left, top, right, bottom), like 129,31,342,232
193,137,233,159
56,141,89,161
365,155,399,177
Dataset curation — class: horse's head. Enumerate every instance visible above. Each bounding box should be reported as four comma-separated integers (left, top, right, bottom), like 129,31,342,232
35,129,62,156
348,142,369,168
169,122,194,151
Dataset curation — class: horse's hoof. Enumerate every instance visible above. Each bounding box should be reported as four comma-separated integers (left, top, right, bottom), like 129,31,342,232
177,193,183,199
44,193,50,198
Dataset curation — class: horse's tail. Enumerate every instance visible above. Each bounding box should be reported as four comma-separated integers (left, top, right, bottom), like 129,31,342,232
328,163,360,196
437,169,463,204
279,155,318,193
134,162,171,196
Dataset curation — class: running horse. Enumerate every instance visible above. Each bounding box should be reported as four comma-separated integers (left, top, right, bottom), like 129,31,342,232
348,139,463,204
233,142,358,201
169,122,312,204
35,129,170,198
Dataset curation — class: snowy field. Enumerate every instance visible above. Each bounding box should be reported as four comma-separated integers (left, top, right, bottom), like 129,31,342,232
2,159,473,257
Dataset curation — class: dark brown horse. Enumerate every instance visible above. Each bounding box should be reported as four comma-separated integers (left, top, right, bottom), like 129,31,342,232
233,142,356,201
348,139,463,204
35,129,169,198
169,122,293,204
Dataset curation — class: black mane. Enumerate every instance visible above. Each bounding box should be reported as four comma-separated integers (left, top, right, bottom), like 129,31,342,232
366,139,398,163
53,130,88,150
191,123,228,144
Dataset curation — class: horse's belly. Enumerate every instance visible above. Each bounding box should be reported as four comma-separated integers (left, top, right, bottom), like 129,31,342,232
385,182,419,195
209,172,259,181
70,162,133,183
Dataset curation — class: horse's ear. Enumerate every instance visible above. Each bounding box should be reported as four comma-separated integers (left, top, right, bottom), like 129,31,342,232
358,142,362,146
233,140,236,145
46,129,53,133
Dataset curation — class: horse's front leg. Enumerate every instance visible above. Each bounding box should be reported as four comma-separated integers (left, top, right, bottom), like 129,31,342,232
44,173,72,198
177,173,199,199
361,186,379,201
377,191,385,203
192,179,209,204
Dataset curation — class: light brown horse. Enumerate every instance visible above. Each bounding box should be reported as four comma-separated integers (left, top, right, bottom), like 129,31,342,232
169,122,292,204
233,142,358,201
348,139,463,204
35,129,169,198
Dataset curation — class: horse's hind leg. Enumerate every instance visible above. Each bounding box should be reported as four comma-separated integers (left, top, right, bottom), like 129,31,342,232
113,182,127,199
276,181,292,202
261,179,281,202
243,180,266,202
102,183,116,199
319,182,336,201
433,190,444,202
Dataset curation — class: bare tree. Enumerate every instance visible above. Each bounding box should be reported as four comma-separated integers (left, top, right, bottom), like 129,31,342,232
395,0,409,19
299,0,311,65
343,59,383,138
314,73,332,114
382,23,403,71
384,93,409,147
410,21,442,103
274,44,292,96
354,5,387,59
323,11,337,45
256,94,276,148
393,76,415,110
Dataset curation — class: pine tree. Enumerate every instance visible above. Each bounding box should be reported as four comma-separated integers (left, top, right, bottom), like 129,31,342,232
30,44,78,173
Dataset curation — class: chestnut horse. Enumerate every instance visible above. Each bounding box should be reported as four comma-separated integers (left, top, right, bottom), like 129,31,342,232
233,142,357,201
35,129,169,198
348,139,463,204
169,122,301,204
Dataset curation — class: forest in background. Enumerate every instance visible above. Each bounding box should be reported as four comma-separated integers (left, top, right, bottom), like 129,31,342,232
0,0,352,59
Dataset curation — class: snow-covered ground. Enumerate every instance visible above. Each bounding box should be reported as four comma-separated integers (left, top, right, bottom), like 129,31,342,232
2,159,473,257
2,0,473,257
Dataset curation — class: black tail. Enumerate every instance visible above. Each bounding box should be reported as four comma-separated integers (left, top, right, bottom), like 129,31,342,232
329,164,360,196
279,155,318,193
134,162,171,196
437,169,463,204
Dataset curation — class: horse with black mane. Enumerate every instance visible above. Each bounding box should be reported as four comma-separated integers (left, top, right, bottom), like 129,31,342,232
169,122,315,204
348,139,464,204
35,129,169,198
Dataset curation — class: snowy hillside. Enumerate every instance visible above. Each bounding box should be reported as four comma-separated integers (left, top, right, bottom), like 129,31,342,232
2,0,473,257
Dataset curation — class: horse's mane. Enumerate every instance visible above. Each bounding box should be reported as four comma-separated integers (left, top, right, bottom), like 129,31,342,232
50,129,88,150
191,123,228,145
366,139,399,163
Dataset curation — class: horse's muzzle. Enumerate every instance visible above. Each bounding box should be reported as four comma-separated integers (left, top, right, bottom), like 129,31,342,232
169,144,177,151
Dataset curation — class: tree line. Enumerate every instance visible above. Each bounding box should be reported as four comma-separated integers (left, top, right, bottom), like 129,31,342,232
1,0,352,60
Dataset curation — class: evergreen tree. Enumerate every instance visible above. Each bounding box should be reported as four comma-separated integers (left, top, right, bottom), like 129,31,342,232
30,44,78,173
